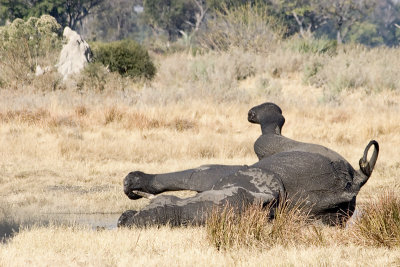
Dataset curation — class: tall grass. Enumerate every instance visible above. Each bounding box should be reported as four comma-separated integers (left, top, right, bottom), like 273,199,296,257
352,191,400,248
206,199,317,250
197,3,283,53
303,45,400,94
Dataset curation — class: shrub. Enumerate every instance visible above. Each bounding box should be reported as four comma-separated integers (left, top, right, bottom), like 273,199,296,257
91,40,156,80
288,36,337,55
75,62,132,92
300,45,400,95
302,58,325,87
78,62,109,91
197,3,284,53
0,15,62,87
352,191,400,248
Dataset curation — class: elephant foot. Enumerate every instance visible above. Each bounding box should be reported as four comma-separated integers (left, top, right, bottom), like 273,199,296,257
123,171,154,200
117,210,137,227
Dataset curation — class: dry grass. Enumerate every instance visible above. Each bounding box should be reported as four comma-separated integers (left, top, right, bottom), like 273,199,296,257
352,191,400,248
1,225,400,266
197,3,283,52
0,47,400,265
206,200,312,250
303,45,400,95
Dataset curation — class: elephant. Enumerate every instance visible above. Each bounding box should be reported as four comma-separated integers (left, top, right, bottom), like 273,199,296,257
118,103,379,227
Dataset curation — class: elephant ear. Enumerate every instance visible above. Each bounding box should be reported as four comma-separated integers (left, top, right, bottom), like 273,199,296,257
359,140,379,178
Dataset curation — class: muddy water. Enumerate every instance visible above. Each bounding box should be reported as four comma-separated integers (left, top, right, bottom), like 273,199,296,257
1,213,121,243
1,209,361,243
41,213,122,229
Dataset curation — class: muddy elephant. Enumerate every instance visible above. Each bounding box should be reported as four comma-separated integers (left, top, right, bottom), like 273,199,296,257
118,103,379,227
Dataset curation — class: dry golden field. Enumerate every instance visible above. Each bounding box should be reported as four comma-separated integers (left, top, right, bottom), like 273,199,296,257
1,49,400,266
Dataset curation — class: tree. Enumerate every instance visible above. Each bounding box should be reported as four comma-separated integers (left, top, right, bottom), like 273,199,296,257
317,0,375,44
0,0,30,22
266,0,325,38
0,0,104,30
143,0,199,40
346,21,383,46
64,0,104,29
368,0,400,46
83,0,145,41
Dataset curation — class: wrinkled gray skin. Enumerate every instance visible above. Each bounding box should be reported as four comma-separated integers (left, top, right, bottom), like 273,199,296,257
118,103,379,227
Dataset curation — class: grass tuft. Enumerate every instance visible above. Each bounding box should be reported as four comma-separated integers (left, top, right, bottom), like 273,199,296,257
104,106,124,125
352,191,400,248
206,199,313,250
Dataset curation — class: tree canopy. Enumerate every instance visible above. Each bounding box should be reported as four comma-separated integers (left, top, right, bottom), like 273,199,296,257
1,0,399,46
0,0,104,29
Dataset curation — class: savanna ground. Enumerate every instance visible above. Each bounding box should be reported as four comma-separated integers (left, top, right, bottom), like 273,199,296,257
1,45,400,266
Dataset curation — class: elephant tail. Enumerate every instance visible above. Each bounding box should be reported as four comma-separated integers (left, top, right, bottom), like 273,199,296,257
359,140,379,178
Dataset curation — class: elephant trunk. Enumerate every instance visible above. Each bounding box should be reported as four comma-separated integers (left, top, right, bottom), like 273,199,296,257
355,140,379,188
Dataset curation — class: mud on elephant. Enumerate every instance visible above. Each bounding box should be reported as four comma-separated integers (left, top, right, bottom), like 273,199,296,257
118,103,379,227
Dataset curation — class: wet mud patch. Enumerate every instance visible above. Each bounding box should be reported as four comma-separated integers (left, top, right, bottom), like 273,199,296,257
40,213,121,229
1,212,121,243
0,220,19,243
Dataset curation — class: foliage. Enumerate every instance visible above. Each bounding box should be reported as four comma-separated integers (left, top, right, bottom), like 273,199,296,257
1,0,400,47
317,0,376,44
289,36,337,55
0,15,62,87
91,40,156,80
0,0,104,30
301,45,400,94
353,191,400,248
143,0,198,40
77,62,109,91
197,3,284,52
0,0,30,22
263,0,322,38
346,21,384,46
369,0,400,47
85,0,150,42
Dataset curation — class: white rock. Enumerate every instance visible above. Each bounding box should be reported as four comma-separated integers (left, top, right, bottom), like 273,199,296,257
57,27,92,80
35,65,44,76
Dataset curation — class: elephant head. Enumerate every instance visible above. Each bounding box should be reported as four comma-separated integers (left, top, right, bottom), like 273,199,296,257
248,102,285,135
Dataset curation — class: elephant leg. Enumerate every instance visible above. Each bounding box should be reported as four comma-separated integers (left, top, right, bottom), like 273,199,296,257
123,164,245,200
118,186,278,227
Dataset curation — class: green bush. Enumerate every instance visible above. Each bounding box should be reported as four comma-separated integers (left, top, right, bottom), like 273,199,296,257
0,15,62,87
78,62,109,91
288,36,337,55
91,40,156,80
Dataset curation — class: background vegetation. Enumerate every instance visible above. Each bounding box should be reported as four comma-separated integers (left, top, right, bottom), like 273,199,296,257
0,0,400,266
1,0,399,46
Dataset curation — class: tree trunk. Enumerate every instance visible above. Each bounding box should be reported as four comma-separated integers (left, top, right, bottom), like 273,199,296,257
336,30,342,44
116,16,121,39
292,11,305,38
